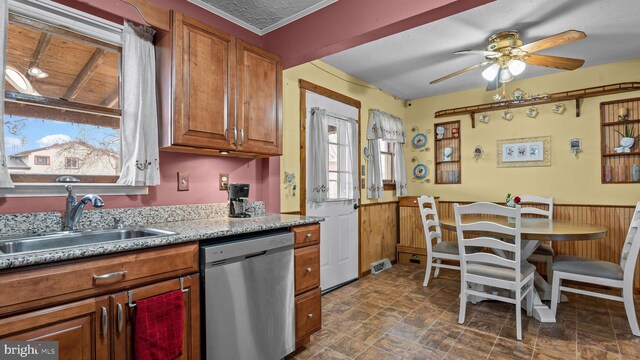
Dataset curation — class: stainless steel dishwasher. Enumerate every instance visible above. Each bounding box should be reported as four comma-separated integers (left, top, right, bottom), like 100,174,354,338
201,230,295,360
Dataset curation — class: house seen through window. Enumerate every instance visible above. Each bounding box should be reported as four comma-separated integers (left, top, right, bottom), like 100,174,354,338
3,13,122,183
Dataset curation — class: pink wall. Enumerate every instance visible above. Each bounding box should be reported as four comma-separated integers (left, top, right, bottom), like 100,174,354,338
262,0,494,68
0,152,279,214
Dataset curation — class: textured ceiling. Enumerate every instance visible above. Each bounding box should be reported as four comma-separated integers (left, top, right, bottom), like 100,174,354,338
189,0,335,33
322,0,640,100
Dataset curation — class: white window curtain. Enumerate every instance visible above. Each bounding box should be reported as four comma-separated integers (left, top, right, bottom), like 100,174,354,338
366,109,407,198
344,117,360,200
0,2,14,188
117,22,160,186
309,107,328,202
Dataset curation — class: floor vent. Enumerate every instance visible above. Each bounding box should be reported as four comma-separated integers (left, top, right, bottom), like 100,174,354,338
370,258,392,275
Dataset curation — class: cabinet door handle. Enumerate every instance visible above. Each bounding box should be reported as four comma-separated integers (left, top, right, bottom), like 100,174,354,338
306,267,312,273
233,127,238,144
240,128,245,145
93,270,127,281
117,303,123,333
101,306,108,337
307,313,313,319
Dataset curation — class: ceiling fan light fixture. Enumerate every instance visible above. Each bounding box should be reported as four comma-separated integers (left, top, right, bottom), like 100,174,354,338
499,68,514,83
508,59,526,76
481,63,500,81
28,66,49,78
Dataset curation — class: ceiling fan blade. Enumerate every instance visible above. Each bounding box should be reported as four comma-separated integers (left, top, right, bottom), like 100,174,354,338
429,61,490,85
519,30,586,53
454,50,501,58
524,54,585,70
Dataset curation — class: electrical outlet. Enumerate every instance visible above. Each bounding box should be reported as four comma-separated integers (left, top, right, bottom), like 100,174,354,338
177,172,189,191
219,173,229,190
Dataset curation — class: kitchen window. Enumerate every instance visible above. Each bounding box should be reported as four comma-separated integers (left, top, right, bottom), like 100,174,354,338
3,8,121,184
380,139,395,188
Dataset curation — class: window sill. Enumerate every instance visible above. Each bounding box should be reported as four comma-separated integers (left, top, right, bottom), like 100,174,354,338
383,183,396,191
0,183,149,198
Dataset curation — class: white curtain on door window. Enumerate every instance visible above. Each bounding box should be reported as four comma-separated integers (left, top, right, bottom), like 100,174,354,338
366,109,407,198
117,22,160,186
310,107,329,202
0,2,14,188
343,117,359,200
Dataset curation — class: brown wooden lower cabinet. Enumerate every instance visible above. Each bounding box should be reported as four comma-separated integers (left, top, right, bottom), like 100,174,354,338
0,297,110,360
295,288,321,342
0,243,200,359
111,274,200,359
291,223,322,348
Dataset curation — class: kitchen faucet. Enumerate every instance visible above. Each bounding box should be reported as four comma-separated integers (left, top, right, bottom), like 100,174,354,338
64,185,104,231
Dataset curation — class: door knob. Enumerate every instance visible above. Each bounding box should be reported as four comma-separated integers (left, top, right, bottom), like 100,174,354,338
353,203,360,210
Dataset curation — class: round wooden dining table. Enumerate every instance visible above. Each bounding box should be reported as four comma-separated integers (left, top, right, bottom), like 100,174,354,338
438,216,607,323
439,216,607,241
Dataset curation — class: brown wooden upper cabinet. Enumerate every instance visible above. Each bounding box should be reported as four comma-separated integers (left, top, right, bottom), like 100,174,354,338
157,12,282,157
236,40,283,155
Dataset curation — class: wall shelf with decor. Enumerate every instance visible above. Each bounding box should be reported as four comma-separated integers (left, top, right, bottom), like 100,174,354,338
434,120,461,184
434,82,640,128
600,97,640,184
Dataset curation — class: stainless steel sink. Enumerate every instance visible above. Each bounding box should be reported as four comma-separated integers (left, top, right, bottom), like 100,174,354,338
0,228,176,255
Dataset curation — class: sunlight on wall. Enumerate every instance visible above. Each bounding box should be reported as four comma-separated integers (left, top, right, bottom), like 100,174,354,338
405,58,640,205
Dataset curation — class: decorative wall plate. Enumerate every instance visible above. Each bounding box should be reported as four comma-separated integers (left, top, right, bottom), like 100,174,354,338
552,103,566,114
413,164,428,179
412,133,427,148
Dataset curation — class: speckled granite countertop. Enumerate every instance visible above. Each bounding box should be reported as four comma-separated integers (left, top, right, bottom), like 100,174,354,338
0,214,323,270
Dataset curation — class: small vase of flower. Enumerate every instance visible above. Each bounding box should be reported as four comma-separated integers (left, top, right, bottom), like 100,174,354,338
506,193,521,224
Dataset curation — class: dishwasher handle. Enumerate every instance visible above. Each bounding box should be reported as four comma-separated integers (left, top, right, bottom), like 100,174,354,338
244,250,267,259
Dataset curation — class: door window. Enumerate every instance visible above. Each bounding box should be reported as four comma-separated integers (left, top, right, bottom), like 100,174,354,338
327,116,355,200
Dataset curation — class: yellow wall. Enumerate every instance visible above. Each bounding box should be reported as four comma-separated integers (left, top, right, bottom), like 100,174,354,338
405,58,640,206
280,61,407,212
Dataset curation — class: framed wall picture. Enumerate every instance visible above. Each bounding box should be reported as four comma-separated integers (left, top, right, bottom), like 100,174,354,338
497,136,551,167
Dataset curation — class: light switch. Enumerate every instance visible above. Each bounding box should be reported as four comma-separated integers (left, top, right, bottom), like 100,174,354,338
178,172,189,191
219,173,229,190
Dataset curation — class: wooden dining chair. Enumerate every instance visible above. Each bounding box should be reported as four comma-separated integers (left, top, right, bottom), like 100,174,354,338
519,195,555,281
418,195,463,287
454,202,535,340
551,201,640,336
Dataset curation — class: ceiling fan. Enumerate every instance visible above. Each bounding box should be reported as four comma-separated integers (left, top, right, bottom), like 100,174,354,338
429,30,587,90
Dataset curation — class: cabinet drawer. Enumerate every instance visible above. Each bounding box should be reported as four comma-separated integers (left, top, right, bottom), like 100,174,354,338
0,243,198,316
292,224,320,248
294,245,320,294
295,288,321,342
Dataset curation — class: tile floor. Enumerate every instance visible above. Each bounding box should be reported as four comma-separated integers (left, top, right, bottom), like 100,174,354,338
288,264,640,360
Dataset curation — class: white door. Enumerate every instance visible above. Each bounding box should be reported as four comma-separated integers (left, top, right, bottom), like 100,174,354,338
305,91,359,291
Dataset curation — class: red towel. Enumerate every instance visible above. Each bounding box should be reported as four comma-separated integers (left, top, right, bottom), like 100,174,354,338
134,289,184,360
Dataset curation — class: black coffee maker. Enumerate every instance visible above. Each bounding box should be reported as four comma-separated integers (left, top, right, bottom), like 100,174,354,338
228,183,250,218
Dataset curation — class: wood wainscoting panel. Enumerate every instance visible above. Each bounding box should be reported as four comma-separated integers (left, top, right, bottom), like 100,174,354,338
360,202,398,275
436,201,639,289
